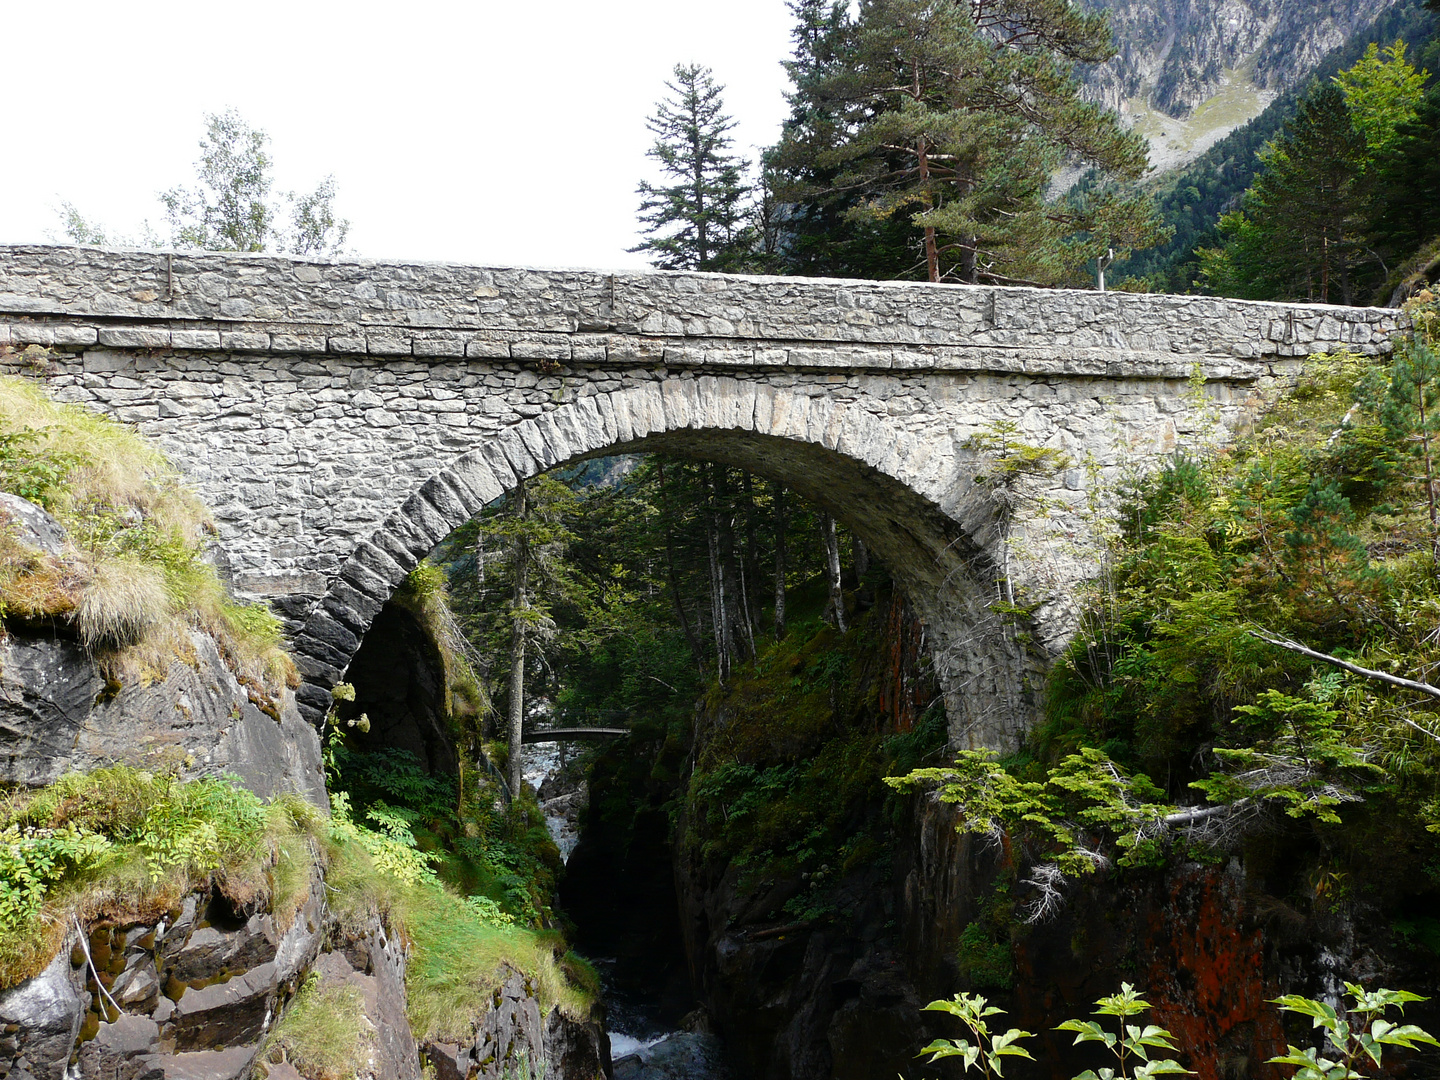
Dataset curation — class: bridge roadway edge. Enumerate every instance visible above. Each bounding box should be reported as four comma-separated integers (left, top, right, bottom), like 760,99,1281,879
0,245,1407,752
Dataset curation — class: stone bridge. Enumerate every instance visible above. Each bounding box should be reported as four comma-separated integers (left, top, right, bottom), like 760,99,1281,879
0,245,1404,750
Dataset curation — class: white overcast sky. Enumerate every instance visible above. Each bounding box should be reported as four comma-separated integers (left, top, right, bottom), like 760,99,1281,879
3,1,796,271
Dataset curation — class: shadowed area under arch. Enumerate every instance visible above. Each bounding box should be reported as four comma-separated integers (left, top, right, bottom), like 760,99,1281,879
293,381,1033,751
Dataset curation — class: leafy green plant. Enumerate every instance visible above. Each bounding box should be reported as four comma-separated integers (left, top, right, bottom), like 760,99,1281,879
1055,983,1192,1080
918,992,1035,1076
1268,984,1438,1079
0,824,112,924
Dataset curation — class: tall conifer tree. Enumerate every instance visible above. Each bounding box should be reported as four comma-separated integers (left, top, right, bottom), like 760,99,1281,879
770,0,1164,285
632,64,752,272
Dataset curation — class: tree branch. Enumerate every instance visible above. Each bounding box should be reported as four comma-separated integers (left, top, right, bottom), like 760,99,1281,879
1249,628,1440,701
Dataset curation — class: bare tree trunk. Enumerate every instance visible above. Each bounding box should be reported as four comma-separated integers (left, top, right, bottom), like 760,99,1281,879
506,478,529,801
741,473,763,641
854,534,869,582
773,482,787,640
705,466,732,683
657,461,707,673
822,513,846,632
714,469,753,660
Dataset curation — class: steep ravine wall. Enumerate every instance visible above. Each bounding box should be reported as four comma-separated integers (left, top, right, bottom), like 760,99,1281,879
662,772,1440,1080
0,530,604,1078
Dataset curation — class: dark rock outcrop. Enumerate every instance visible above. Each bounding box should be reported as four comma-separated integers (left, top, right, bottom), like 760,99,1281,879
0,629,324,806
0,948,85,1080
421,966,607,1080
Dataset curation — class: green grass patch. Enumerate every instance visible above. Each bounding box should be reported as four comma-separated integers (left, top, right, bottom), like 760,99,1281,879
259,973,372,1080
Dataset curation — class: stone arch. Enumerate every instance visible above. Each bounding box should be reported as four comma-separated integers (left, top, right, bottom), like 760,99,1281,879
292,377,1038,751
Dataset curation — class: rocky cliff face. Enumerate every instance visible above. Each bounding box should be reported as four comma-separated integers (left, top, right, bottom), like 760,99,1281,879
1081,0,1396,118
0,629,326,807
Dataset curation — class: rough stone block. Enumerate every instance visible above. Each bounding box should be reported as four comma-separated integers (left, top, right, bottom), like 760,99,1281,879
270,333,328,353
421,474,472,523
400,494,452,546
98,327,170,348
220,331,270,352
324,583,386,631
466,337,511,359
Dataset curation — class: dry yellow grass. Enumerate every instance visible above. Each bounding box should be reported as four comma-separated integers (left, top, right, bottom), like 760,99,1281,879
0,371,296,695
75,557,170,647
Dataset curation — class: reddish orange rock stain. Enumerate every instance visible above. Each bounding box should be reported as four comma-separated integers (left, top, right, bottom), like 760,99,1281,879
1144,870,1288,1080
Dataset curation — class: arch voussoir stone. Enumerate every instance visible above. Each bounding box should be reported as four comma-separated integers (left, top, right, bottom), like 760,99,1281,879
449,456,505,507
519,418,560,470
347,541,410,590
400,493,452,546
4,244,1403,748
420,474,472,524
375,512,432,562
323,585,384,634
495,426,538,480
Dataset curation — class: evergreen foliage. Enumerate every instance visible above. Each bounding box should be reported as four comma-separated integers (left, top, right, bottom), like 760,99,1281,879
632,65,755,272
1198,85,1373,303
767,0,1165,285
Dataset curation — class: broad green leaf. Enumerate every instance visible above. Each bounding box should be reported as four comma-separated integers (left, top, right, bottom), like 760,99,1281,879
1134,1059,1194,1077
1272,995,1340,1029
1057,1019,1109,1043
1374,1021,1440,1049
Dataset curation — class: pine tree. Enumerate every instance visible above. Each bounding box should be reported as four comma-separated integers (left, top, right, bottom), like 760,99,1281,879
769,0,1164,285
1206,86,1373,303
632,64,753,272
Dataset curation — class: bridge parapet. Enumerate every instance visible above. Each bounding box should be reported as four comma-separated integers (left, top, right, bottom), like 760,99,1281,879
0,246,1402,380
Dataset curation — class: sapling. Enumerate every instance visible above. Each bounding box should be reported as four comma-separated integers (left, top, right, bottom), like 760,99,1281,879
1268,983,1438,1079
1055,982,1192,1080
916,992,1036,1077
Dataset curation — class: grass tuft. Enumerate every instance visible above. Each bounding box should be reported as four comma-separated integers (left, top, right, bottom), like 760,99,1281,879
75,557,169,647
259,972,373,1080
0,372,296,695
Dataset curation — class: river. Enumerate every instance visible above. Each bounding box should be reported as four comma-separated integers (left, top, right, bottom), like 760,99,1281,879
520,741,731,1080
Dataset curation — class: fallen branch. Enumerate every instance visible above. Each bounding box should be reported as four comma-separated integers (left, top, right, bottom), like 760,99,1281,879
1249,629,1440,700
1162,801,1248,826
1249,629,1440,745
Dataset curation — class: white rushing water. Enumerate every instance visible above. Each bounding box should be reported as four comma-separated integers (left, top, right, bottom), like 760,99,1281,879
519,740,582,861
